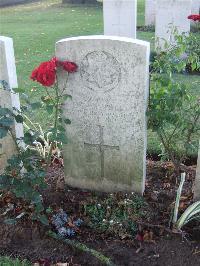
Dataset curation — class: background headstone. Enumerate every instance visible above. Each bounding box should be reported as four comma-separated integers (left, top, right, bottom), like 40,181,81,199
155,0,192,49
192,0,200,13
0,36,23,172
56,35,150,194
194,141,200,200
145,0,156,26
145,0,198,27
103,0,137,38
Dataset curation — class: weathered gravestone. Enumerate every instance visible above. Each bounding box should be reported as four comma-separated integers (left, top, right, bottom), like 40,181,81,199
103,0,137,38
194,141,200,200
56,36,150,194
155,0,192,49
0,36,23,173
145,0,156,26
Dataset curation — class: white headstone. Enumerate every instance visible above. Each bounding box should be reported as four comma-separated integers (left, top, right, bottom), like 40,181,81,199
0,36,23,172
103,0,137,38
192,0,200,13
145,0,198,27
145,0,156,26
155,0,192,49
56,35,150,194
194,142,200,200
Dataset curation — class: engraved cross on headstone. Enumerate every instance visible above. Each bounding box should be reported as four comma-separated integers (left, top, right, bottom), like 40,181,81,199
84,125,119,178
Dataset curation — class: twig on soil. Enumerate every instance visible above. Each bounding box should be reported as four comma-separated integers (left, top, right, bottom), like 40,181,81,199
193,249,200,255
47,230,115,266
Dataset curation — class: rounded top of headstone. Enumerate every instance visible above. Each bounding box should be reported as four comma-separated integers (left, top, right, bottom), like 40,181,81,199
56,35,150,49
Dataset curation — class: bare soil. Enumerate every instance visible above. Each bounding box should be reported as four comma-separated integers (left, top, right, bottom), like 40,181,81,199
0,160,199,265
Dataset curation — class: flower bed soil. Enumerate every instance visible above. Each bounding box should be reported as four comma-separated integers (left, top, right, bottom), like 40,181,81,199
0,161,199,265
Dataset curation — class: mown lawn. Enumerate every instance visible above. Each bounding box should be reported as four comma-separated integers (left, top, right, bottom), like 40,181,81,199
0,0,199,155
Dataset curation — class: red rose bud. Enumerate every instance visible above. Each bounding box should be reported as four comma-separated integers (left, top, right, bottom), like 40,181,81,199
61,61,78,73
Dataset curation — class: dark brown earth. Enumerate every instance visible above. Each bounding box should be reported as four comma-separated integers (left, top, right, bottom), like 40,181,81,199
0,160,199,265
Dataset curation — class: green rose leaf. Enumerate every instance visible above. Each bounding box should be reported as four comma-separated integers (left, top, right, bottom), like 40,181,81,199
0,127,9,138
64,118,71,125
15,115,23,123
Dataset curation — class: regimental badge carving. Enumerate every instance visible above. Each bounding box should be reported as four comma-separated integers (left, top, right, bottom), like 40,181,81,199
80,51,121,93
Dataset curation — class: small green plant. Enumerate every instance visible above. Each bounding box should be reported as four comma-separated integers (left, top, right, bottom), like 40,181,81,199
176,201,200,230
148,30,200,173
83,193,147,238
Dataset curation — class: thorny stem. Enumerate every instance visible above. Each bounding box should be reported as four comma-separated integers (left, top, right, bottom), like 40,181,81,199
44,86,56,105
45,73,69,169
158,128,180,174
46,80,60,169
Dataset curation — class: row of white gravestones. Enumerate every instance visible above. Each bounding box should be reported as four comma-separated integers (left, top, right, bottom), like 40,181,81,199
103,0,137,38
103,0,194,50
0,36,23,173
56,36,150,194
155,0,192,49
145,0,200,26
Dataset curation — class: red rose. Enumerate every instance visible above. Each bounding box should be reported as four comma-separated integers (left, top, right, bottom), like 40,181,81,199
30,57,57,87
187,14,200,22
60,61,78,73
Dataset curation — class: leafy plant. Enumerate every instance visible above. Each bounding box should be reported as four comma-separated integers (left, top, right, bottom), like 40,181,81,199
0,57,77,225
83,193,147,238
176,201,200,230
148,30,200,173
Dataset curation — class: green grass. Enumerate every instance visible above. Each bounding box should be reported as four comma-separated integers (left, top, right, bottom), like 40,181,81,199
0,0,199,156
0,256,30,266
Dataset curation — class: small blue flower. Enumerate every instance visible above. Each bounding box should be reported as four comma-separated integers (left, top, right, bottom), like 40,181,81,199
66,228,75,237
74,218,83,227
52,210,68,229
52,210,82,238
58,227,68,237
